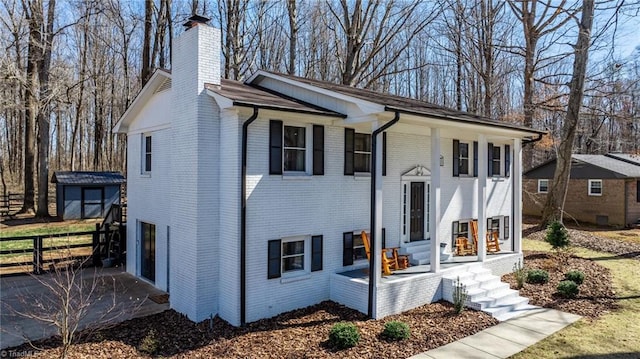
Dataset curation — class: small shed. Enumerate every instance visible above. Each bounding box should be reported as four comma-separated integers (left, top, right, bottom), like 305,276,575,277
51,171,125,220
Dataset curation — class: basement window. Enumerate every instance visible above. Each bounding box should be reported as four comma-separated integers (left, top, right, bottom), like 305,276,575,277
588,179,602,196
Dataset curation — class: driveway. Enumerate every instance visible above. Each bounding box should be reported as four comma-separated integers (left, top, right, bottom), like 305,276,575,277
0,266,169,349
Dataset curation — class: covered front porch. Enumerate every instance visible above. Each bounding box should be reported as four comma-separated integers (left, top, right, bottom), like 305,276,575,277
330,252,523,319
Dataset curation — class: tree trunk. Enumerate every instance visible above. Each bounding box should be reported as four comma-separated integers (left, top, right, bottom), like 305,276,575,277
287,0,297,75
540,0,594,227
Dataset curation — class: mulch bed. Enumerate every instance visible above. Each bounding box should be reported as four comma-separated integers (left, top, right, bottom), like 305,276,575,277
524,222,640,261
9,301,498,358
502,250,617,320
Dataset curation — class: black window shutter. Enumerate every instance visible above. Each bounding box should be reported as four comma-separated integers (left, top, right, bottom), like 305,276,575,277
311,235,323,272
267,239,281,279
453,140,460,177
473,141,478,177
505,144,511,177
504,216,510,239
343,232,354,266
344,128,355,175
452,221,459,246
269,120,283,175
382,132,387,176
382,228,386,248
487,143,494,176
313,125,324,175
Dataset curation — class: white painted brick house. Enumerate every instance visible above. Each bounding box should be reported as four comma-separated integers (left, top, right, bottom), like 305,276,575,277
114,17,544,326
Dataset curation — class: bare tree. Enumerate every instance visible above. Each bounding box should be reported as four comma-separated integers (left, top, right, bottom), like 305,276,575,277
540,0,595,226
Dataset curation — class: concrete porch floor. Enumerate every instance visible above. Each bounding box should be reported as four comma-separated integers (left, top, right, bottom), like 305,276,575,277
0,266,169,349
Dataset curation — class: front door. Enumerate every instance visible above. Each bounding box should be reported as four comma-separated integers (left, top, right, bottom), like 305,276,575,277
410,182,425,241
141,222,156,282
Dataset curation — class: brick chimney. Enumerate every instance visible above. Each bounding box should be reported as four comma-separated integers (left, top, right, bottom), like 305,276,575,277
169,15,221,322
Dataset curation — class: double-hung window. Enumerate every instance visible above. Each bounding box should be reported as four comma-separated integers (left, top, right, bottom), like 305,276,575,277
270,120,324,175
451,220,470,247
342,229,385,266
283,125,306,172
344,129,387,176
490,145,501,176
538,179,549,193
486,216,510,240
453,140,476,176
142,134,152,174
267,235,323,279
588,179,602,196
354,133,372,173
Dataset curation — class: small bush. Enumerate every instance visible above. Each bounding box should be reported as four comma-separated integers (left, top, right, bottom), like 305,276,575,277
382,321,411,341
557,280,580,298
546,221,570,251
565,270,585,285
513,259,527,289
139,329,159,355
526,269,549,284
329,322,360,349
452,277,468,314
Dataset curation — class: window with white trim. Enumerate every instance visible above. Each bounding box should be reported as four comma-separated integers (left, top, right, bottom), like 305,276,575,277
588,179,602,196
142,134,152,174
538,179,549,193
283,125,306,172
458,142,470,175
354,133,371,173
352,231,367,261
486,216,510,240
452,220,471,247
267,235,323,279
491,145,501,176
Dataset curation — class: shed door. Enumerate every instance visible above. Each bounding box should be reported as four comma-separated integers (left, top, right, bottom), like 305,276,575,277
81,187,104,219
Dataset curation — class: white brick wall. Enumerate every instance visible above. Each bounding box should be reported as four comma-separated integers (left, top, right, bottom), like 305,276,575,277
125,90,171,292
169,24,221,322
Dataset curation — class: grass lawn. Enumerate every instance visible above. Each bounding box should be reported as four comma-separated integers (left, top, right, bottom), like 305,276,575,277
511,239,640,358
587,229,640,245
0,221,97,274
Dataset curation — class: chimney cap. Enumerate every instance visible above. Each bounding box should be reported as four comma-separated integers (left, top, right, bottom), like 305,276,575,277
183,14,210,30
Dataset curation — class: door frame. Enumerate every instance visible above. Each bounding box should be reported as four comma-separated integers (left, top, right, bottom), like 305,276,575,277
80,186,105,219
400,165,431,245
139,221,156,283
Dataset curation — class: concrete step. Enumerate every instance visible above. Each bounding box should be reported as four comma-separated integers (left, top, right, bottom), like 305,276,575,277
401,244,430,255
492,303,541,321
470,289,521,310
481,296,530,318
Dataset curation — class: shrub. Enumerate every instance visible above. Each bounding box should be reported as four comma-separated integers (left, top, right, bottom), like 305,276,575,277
546,221,570,251
526,269,549,284
329,322,360,349
139,329,159,355
382,321,411,341
557,280,580,298
565,270,585,285
513,259,527,289
452,277,468,314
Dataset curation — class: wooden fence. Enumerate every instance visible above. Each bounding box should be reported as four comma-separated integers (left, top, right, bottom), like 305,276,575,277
0,225,125,277
0,193,23,217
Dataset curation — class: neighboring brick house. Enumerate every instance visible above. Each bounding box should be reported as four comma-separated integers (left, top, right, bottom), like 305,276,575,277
523,154,640,226
113,17,544,326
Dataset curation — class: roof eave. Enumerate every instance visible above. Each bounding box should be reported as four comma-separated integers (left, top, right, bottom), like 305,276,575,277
113,70,172,134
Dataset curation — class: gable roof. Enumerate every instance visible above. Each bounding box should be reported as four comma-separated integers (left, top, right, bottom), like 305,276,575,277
606,153,640,166
205,79,344,117
524,154,640,179
51,171,125,185
250,71,546,136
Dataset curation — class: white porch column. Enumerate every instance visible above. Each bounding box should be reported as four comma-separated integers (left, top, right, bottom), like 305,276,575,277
429,128,441,273
477,134,487,262
513,138,523,253
372,122,383,317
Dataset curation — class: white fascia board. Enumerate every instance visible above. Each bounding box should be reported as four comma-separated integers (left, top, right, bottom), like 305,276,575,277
206,89,234,109
113,71,171,134
247,70,384,115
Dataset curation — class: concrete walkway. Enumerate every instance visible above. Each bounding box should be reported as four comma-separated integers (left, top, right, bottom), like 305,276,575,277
410,308,582,359
0,267,169,349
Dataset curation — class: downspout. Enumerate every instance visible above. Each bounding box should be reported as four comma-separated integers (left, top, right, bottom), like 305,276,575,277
241,106,259,326
368,111,400,318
